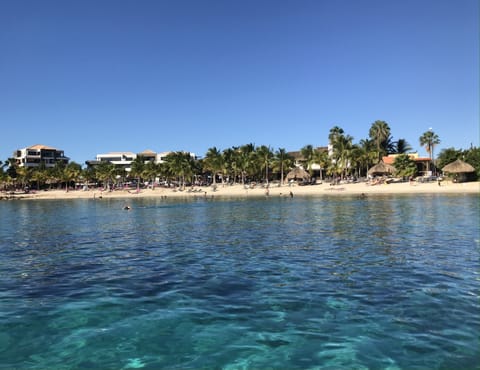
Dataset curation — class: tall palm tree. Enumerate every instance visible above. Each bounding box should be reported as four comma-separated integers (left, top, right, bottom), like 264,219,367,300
238,143,256,184
313,149,329,181
394,138,412,154
356,139,378,177
203,147,224,185
419,130,441,173
221,147,238,184
331,134,354,178
255,145,274,184
95,162,117,190
130,156,146,191
164,152,195,189
300,145,316,176
328,126,345,145
63,162,82,191
369,120,391,161
272,148,293,185
52,161,67,189
143,161,159,189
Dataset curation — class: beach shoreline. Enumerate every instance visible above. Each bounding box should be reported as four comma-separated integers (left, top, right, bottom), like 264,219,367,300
3,181,479,200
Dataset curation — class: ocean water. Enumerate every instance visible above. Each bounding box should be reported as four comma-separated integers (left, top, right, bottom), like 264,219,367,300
0,194,479,369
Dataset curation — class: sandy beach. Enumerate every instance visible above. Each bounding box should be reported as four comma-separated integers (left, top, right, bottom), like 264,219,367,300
3,180,479,200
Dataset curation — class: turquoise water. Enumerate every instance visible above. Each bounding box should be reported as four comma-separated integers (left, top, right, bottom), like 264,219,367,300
0,195,479,369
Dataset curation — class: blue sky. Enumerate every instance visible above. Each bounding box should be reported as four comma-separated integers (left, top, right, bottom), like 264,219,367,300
1,0,478,164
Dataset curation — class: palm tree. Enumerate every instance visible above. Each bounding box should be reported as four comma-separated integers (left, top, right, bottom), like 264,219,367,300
221,147,237,184
95,162,117,190
130,156,146,191
5,158,18,185
272,148,293,185
63,162,82,191
143,161,159,189
394,138,413,154
313,149,329,181
164,152,195,189
203,147,224,185
328,126,345,144
330,134,354,179
419,129,441,173
300,145,316,176
355,139,377,177
238,143,256,184
52,161,67,189
369,120,391,161
255,145,274,184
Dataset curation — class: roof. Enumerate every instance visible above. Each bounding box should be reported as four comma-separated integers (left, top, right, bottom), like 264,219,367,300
368,161,396,175
383,154,431,165
27,144,58,150
138,149,156,155
97,152,136,156
442,159,475,173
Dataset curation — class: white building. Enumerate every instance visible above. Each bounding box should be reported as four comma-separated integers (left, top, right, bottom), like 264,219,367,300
85,150,197,172
14,144,69,168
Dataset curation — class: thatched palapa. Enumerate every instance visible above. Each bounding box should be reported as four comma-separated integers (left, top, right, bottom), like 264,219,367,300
442,159,475,173
285,167,311,181
368,161,395,176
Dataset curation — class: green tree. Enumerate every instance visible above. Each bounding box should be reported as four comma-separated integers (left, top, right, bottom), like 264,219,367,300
355,139,377,177
331,134,354,178
164,152,195,189
221,147,238,184
394,138,413,154
436,147,462,171
52,161,67,189
369,120,391,161
5,158,18,183
256,145,274,184
300,145,316,176
203,147,224,185
419,130,441,173
63,162,82,191
393,154,417,178
95,162,117,190
272,148,294,185
238,144,256,184
143,161,159,189
313,149,329,181
130,156,146,191
463,147,480,178
328,126,345,145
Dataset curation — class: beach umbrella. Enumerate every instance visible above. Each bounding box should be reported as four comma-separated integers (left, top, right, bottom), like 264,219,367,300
368,161,395,176
441,159,475,173
285,167,311,181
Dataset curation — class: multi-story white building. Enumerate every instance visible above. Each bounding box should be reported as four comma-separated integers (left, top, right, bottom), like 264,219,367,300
14,144,69,168
85,150,197,172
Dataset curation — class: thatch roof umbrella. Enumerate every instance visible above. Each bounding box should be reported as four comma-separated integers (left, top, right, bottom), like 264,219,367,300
285,167,311,181
442,159,475,173
368,161,396,176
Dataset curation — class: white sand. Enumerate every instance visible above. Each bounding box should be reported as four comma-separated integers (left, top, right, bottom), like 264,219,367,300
5,180,479,200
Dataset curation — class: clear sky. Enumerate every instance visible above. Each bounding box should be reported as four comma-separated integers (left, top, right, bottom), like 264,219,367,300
1,0,478,164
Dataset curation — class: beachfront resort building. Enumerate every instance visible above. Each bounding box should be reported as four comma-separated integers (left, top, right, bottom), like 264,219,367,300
85,150,196,172
383,153,433,175
86,151,137,172
13,144,69,168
